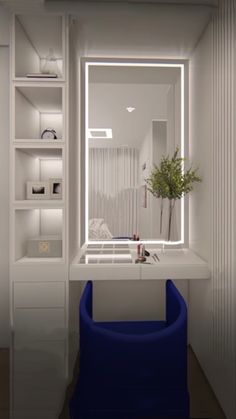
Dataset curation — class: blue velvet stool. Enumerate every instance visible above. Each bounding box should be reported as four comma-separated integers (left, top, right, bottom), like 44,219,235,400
70,279,189,419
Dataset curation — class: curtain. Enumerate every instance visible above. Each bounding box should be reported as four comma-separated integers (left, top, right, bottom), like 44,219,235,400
89,148,139,237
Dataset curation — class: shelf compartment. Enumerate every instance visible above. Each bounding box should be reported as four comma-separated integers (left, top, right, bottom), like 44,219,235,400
14,85,64,141
14,15,64,79
14,208,64,263
14,147,63,201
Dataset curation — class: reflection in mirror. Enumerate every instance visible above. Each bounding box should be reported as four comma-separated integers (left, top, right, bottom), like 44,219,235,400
85,62,184,243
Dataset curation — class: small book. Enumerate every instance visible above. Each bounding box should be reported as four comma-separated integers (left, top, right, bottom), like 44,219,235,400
26,73,58,78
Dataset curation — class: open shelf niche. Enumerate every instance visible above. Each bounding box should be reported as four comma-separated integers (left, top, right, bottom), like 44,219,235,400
14,84,64,141
14,15,64,79
14,147,63,202
14,208,64,263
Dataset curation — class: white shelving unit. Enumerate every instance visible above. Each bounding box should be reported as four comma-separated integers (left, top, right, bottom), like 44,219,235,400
14,83,64,141
13,14,65,80
10,13,69,419
13,208,64,263
14,146,64,202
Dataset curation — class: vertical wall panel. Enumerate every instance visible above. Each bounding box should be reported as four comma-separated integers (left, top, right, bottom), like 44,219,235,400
0,47,10,347
190,1,236,418
212,0,234,361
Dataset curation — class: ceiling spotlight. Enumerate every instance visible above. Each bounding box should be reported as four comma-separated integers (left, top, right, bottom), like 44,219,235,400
126,107,136,113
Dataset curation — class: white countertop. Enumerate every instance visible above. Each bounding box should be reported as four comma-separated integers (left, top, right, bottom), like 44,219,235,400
70,246,210,281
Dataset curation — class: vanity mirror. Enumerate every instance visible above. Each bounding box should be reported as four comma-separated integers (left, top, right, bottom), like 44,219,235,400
82,59,187,245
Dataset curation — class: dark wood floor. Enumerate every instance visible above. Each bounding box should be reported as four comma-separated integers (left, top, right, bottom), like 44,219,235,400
0,347,227,419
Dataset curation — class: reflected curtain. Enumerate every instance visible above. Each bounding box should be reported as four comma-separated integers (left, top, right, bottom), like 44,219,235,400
89,148,139,237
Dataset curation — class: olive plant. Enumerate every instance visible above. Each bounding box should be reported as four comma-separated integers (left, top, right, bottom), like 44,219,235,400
146,147,201,240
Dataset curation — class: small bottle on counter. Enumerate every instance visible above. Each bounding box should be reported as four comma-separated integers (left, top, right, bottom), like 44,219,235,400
137,243,141,256
141,244,145,257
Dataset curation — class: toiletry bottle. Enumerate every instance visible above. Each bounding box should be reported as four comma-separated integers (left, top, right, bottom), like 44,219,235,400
141,244,145,257
137,244,141,256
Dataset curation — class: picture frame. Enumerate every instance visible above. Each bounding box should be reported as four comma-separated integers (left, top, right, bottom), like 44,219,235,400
50,178,62,199
26,181,50,200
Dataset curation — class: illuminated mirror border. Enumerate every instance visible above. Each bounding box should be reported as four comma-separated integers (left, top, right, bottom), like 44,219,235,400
84,59,186,246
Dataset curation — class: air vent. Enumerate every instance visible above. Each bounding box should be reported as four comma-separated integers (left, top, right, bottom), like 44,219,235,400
88,128,113,139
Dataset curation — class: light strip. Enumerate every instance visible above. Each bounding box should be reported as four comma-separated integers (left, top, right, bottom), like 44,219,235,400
85,253,132,264
85,61,185,246
87,62,184,68
86,254,132,259
180,64,185,245
85,63,89,243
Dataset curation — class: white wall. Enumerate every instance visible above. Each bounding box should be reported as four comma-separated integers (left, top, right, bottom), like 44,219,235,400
69,12,189,329
0,4,10,46
0,46,10,346
0,4,10,347
189,1,236,418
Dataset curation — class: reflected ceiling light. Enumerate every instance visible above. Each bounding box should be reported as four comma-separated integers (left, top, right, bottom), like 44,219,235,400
88,128,113,139
126,107,136,113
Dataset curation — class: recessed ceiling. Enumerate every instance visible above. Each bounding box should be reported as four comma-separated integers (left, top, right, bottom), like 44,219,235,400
88,64,180,148
1,1,216,59
89,82,171,148
70,3,214,59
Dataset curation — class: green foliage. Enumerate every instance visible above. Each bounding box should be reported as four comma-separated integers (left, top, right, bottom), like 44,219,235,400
145,147,201,200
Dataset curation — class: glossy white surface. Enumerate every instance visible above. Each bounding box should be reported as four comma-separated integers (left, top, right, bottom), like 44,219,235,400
141,249,210,279
70,247,210,280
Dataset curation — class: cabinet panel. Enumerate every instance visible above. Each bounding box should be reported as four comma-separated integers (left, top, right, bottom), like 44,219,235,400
13,374,65,409
14,308,66,341
13,340,66,375
11,264,67,282
10,12,68,419
14,282,65,308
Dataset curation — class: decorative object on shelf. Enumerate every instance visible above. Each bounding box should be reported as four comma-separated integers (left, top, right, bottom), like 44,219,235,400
50,178,62,199
41,47,60,77
27,235,62,258
26,181,50,200
146,147,202,241
41,128,57,140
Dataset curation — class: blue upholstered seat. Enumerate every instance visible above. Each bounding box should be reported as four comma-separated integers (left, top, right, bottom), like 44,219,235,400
70,280,189,419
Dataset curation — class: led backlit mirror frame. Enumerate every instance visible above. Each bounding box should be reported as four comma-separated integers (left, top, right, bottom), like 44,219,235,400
83,58,187,246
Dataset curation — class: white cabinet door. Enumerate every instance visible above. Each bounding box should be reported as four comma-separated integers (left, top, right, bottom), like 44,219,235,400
14,282,65,308
14,308,66,342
